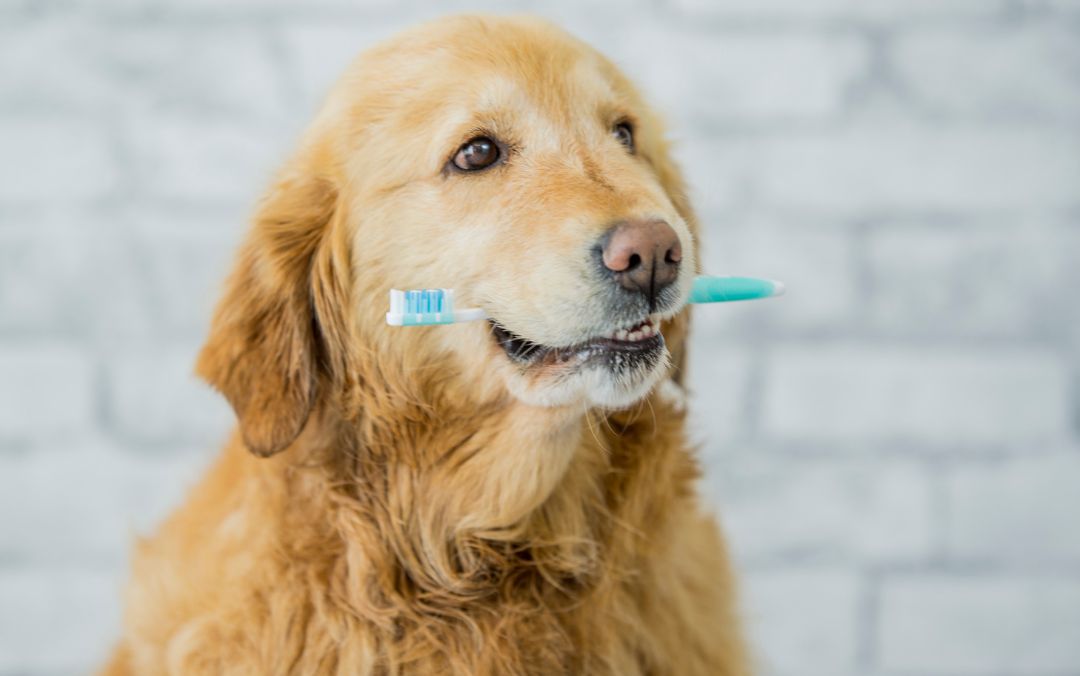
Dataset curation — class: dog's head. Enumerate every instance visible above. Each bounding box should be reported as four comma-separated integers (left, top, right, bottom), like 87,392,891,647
198,16,698,456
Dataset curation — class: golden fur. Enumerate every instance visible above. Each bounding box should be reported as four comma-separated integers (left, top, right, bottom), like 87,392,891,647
102,15,750,675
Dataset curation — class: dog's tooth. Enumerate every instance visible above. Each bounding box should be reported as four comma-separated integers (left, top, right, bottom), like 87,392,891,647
616,329,629,341
627,330,642,342
640,324,653,337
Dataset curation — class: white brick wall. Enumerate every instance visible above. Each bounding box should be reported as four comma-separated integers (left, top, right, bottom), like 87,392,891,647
879,576,1080,673
708,456,934,566
105,345,233,446
0,442,212,566
1,2,1078,675
669,0,1014,20
0,119,118,202
867,222,1080,338
126,114,286,201
742,569,861,676
0,567,122,673
762,346,1071,448
613,30,870,126
695,125,1080,213
893,22,1080,119
0,346,96,446
946,454,1080,565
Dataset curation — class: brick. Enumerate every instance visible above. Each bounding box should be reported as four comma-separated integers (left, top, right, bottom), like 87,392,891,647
278,23,406,115
0,209,150,338
878,575,1080,673
947,453,1080,564
154,0,399,10
608,31,868,126
0,566,123,673
0,442,212,565
868,222,1080,338
684,340,753,447
707,456,932,565
0,345,95,444
893,23,1080,119
670,0,1010,20
101,26,287,119
124,208,245,337
0,217,98,336
742,569,860,676
105,344,234,445
695,126,1080,213
126,113,285,201
1,20,287,118
1,211,229,344
694,218,856,335
1038,0,1080,10
0,19,115,113
668,140,749,214
0,119,117,202
761,346,1071,447
0,207,247,344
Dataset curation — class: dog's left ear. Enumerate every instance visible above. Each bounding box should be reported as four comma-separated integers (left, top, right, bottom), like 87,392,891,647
196,169,343,457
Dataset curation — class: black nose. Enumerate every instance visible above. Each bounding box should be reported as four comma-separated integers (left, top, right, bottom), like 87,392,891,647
599,219,682,306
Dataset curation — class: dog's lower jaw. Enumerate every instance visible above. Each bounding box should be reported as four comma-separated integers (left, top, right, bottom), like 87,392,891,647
582,356,671,409
499,346,673,410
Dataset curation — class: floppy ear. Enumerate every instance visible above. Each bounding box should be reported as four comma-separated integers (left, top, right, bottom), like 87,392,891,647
196,170,340,457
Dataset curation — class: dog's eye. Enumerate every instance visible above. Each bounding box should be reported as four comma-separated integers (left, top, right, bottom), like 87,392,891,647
451,137,500,172
613,122,634,153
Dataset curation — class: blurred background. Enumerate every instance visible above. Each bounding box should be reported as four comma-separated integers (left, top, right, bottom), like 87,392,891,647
2,0,1079,674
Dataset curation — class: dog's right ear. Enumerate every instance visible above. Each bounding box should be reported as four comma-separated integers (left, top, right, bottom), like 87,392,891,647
196,169,340,457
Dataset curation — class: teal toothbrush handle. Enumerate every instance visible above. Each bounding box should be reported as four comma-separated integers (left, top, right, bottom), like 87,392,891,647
689,276,785,304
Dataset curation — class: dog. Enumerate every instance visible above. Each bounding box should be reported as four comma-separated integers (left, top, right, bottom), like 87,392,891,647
101,15,750,675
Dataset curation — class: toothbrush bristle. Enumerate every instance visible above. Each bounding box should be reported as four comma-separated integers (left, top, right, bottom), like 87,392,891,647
426,289,442,313
404,289,446,314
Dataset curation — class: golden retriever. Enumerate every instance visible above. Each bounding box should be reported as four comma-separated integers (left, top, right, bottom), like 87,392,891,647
102,14,749,675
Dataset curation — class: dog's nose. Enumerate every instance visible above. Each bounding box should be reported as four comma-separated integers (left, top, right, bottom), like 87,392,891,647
600,219,682,302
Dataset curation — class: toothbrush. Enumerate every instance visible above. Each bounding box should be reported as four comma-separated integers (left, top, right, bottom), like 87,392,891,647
386,276,784,327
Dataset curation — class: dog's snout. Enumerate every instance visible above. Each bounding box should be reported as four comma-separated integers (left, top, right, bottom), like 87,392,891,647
600,219,682,304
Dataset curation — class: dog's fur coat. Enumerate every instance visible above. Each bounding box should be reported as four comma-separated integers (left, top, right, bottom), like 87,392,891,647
102,15,750,675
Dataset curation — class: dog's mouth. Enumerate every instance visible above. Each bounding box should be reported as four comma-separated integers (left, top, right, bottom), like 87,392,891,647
489,316,665,369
